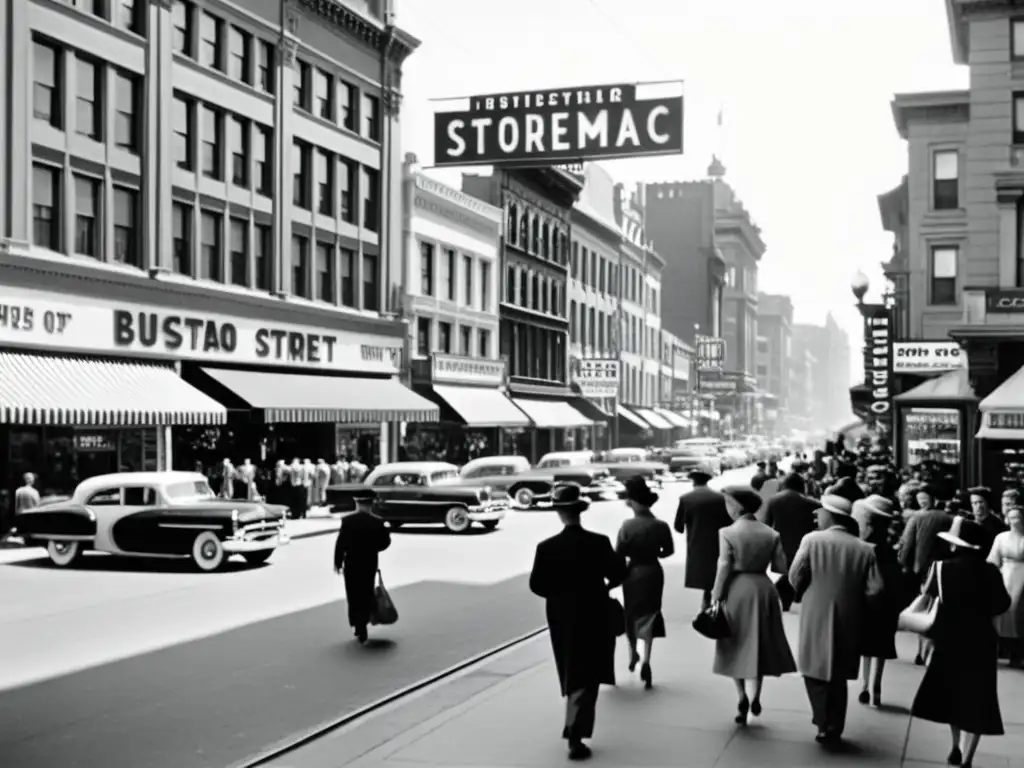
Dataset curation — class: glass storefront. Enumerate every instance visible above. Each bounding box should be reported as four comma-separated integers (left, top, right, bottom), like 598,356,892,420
902,407,961,467
401,424,495,464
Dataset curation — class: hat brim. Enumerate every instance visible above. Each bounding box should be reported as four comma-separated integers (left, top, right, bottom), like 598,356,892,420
821,500,853,516
627,491,660,507
937,530,981,550
862,501,894,518
551,500,590,515
688,469,712,479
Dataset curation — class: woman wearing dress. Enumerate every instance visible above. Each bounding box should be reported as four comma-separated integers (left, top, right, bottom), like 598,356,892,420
988,504,1024,667
616,475,674,690
710,485,797,725
853,496,900,707
911,516,1010,768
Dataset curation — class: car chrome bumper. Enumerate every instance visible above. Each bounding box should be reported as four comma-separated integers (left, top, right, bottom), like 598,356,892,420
223,526,288,553
468,507,506,522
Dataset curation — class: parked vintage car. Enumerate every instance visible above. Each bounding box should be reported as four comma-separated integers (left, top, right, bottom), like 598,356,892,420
459,455,531,498
665,440,723,476
535,450,595,469
507,465,625,509
12,471,289,571
594,458,675,488
325,461,507,533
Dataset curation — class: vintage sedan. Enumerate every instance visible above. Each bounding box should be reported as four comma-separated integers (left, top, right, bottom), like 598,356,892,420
507,466,625,509
459,455,531,498
535,450,596,469
665,442,723,477
594,458,675,488
12,471,289,571
325,461,506,534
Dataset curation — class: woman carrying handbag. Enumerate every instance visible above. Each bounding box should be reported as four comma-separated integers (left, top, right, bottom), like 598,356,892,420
910,517,1010,767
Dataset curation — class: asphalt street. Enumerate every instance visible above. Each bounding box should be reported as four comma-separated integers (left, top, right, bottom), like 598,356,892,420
0,464,763,768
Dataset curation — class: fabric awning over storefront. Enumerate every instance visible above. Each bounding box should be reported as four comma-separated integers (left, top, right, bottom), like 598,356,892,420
0,352,227,426
633,407,673,430
511,397,593,429
200,367,438,423
976,364,1024,440
654,407,690,428
431,385,530,428
617,404,650,431
893,368,977,402
570,398,611,424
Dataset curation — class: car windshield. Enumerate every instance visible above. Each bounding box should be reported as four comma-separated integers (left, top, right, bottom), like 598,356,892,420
674,448,706,457
430,470,460,484
539,458,571,468
165,480,217,501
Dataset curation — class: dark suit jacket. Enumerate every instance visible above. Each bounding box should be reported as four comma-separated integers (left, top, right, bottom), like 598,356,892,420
334,510,391,571
977,513,1008,557
897,508,953,575
763,489,819,564
674,485,732,591
530,525,627,695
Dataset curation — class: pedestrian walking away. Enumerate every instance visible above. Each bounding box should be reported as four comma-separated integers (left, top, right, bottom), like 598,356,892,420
763,472,818,611
710,485,796,726
333,488,392,644
14,472,40,514
789,493,883,746
674,466,732,610
911,516,1011,768
529,483,628,762
616,475,674,690
852,495,899,707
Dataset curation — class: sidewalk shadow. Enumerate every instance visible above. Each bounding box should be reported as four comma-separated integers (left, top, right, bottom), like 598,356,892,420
5,553,267,574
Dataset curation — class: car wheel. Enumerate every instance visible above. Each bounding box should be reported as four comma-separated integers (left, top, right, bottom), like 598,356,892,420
444,506,472,534
192,531,226,572
47,540,83,568
515,487,534,507
481,520,499,531
243,550,273,567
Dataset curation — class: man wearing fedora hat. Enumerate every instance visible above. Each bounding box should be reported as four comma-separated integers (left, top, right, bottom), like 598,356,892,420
674,466,732,610
334,488,391,644
764,473,820,611
789,493,883,745
530,484,627,761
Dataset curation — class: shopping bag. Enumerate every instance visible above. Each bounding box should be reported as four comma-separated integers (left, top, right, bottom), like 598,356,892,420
369,569,398,625
897,562,942,635
692,603,731,640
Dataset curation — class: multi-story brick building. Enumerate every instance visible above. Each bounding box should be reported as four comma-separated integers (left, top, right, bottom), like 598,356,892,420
0,0,435,529
756,292,793,435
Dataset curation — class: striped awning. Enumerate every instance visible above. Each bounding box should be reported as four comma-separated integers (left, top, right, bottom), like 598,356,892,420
431,385,531,428
617,404,650,430
0,352,227,426
511,397,593,429
201,367,438,424
654,407,691,429
633,407,673,430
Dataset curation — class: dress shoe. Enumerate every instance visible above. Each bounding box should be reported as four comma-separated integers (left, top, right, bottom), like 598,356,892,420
947,746,962,765
872,687,882,707
640,663,652,690
568,741,592,761
628,649,640,673
914,653,925,666
858,689,870,705
750,698,762,717
735,696,749,725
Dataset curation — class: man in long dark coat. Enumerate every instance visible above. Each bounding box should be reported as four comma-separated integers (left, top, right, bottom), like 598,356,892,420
763,472,819,610
334,488,391,643
674,467,731,609
530,483,627,761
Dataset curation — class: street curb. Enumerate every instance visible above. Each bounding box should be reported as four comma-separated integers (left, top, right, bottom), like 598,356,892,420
231,625,549,768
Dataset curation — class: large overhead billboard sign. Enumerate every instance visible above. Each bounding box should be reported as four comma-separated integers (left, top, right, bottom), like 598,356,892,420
432,82,684,168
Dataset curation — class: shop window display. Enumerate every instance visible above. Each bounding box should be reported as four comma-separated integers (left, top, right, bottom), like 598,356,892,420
401,424,491,464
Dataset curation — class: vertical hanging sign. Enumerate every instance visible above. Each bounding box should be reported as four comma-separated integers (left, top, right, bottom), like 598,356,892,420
863,305,893,431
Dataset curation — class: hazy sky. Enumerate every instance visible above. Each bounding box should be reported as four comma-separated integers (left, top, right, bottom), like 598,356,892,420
396,0,967,352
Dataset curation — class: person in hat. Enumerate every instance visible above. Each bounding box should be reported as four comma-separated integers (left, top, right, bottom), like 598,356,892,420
751,462,769,491
616,476,674,689
788,493,883,745
710,485,796,725
763,473,819,611
897,482,954,666
852,496,900,707
912,516,1011,767
530,483,627,761
824,478,865,538
987,502,1024,667
674,466,732,610
969,486,1007,555
333,487,392,644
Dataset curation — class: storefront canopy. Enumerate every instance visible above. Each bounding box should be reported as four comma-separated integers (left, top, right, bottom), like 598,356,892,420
654,407,691,428
569,398,611,424
893,368,977,403
511,397,593,429
0,352,227,426
200,367,438,424
633,407,673,430
617,404,650,431
976,364,1024,440
430,385,530,428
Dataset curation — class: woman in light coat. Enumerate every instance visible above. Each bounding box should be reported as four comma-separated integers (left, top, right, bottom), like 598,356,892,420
711,485,796,725
989,504,1024,667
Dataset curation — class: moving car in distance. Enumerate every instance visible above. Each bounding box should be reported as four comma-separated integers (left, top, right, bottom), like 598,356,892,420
12,471,289,571
325,461,506,534
535,450,595,469
596,448,675,487
459,455,531,498
666,438,723,476
507,463,625,509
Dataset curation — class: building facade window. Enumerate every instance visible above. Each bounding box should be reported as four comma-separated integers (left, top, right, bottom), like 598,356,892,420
172,0,194,57
481,262,491,311
294,61,309,109
228,26,250,84
293,141,310,208
340,247,355,306
1014,93,1024,144
113,187,139,267
362,253,379,311
76,56,101,140
933,150,959,210
314,69,332,120
257,41,274,93
460,325,472,356
445,248,456,301
173,93,193,170
316,149,333,216
74,175,100,257
230,116,249,187
33,40,61,128
438,321,452,354
338,80,356,131
1013,19,1024,60
201,105,222,178
420,241,435,296
291,234,309,297
316,241,334,302
363,94,380,141
417,317,431,357
229,217,247,286
172,201,192,275
254,223,270,290
463,254,473,307
479,329,490,357
117,0,141,34
362,167,379,231
200,11,222,71
930,246,958,305
254,124,271,195
200,210,222,281
32,164,60,250
339,158,354,222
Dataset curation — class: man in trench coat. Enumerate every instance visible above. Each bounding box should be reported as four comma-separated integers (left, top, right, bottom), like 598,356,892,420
763,472,819,610
674,467,732,609
789,493,883,744
334,488,391,643
530,484,627,761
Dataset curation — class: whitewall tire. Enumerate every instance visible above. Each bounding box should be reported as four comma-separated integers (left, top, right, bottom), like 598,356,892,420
515,488,534,508
192,531,226,572
47,540,82,568
444,506,471,534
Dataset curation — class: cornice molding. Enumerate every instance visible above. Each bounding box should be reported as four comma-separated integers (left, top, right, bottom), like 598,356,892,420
291,0,421,66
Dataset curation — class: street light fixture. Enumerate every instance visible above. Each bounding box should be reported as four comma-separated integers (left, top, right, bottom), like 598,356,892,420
851,270,870,306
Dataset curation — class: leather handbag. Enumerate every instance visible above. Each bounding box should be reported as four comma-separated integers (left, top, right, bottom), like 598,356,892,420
369,569,399,626
692,603,731,640
607,597,626,638
898,561,942,635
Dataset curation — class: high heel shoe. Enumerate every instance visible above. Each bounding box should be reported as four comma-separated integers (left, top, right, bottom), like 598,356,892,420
640,662,652,690
946,746,962,765
628,649,640,673
914,653,925,666
735,696,749,725
858,689,870,705
750,698,762,717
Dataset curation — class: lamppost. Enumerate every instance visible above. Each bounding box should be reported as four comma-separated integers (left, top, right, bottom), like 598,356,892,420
851,270,869,309
851,269,894,445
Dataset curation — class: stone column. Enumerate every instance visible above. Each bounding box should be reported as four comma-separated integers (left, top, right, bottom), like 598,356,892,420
275,16,300,294
997,187,1023,288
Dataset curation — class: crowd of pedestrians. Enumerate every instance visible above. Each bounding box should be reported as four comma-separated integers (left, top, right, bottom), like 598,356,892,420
525,436,1024,764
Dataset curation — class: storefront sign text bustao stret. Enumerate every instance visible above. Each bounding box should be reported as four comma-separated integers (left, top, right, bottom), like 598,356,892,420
0,286,402,374
433,83,684,167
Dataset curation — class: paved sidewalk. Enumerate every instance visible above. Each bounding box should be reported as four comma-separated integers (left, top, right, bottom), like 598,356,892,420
268,564,1024,768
